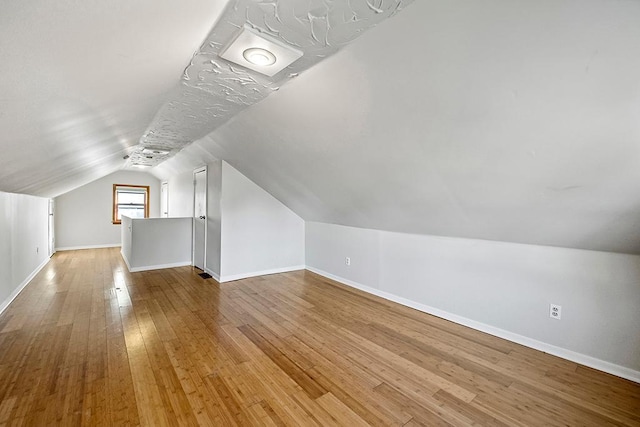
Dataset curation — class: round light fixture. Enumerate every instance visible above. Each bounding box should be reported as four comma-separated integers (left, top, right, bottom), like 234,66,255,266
243,48,276,66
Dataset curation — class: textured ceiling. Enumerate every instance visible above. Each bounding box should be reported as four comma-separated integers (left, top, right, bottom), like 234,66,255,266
127,0,415,167
154,0,640,254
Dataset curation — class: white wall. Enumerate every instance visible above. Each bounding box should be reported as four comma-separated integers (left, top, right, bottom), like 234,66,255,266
159,160,304,282
0,191,50,313
164,163,222,277
206,160,222,277
121,216,133,267
306,221,640,381
166,170,194,218
121,216,192,272
220,162,305,281
54,170,160,250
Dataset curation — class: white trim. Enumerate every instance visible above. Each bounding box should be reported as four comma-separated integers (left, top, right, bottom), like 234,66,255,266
128,261,192,273
48,198,55,257
56,244,121,251
193,166,208,272
305,266,640,384
120,249,190,273
120,249,132,271
220,265,306,283
160,181,169,218
0,257,51,316
204,267,221,283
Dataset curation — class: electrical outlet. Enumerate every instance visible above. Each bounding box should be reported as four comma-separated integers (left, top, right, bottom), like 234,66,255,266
550,304,562,320
345,257,351,266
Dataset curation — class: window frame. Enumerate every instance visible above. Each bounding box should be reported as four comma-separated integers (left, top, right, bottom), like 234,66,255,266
112,184,150,224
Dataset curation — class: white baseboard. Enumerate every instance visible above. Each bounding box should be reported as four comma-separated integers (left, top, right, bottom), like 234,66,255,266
56,244,121,251
128,261,192,273
0,257,51,316
220,265,306,283
119,249,191,273
204,267,221,283
305,266,640,384
120,250,132,271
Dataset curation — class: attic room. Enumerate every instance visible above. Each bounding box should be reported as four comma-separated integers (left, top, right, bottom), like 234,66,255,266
1,0,639,424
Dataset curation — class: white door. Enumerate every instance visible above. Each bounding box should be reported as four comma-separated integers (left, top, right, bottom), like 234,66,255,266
193,167,207,271
161,181,168,218
48,199,55,257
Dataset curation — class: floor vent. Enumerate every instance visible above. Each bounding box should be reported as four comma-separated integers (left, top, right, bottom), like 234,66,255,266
198,272,212,279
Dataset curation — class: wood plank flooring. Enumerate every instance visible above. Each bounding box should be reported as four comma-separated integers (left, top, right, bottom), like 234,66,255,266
0,248,638,426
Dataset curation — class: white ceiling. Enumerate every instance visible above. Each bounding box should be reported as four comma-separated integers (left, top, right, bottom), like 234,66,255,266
126,0,414,167
0,0,226,196
2,0,640,254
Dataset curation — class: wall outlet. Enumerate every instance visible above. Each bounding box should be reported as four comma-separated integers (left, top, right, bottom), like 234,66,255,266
550,304,562,320
345,257,351,266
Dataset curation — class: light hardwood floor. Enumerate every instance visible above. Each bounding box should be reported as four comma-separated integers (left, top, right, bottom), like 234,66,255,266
0,248,638,426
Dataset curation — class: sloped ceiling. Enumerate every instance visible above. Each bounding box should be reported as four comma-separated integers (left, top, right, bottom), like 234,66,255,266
2,0,640,254
0,0,413,194
0,0,226,196
127,0,414,167
154,0,640,254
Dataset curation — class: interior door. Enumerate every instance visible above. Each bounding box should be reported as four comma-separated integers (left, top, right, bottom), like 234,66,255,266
161,181,168,218
193,167,207,271
48,199,55,257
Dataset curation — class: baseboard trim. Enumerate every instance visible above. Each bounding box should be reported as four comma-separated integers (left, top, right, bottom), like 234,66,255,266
204,267,221,283
120,250,132,271
220,265,306,283
305,266,640,384
0,257,51,316
128,261,192,273
56,244,121,251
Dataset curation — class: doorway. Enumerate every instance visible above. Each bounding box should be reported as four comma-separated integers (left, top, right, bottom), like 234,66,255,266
48,199,55,257
161,181,168,218
193,167,207,271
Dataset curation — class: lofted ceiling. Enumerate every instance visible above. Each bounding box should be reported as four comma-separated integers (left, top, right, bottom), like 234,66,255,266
0,0,413,191
0,0,227,196
2,0,640,254
127,0,415,167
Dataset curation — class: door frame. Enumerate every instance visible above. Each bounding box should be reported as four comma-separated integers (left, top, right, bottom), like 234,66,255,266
48,199,55,257
192,166,208,271
160,181,169,218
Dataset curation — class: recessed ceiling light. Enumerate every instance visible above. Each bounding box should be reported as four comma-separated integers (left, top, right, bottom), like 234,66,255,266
243,48,276,66
219,25,303,77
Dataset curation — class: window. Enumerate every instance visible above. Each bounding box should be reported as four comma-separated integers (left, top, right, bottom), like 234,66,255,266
112,184,150,224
